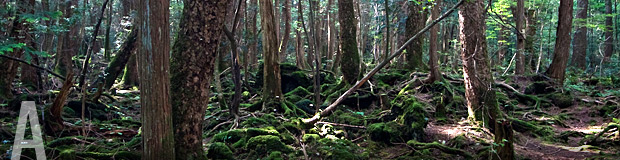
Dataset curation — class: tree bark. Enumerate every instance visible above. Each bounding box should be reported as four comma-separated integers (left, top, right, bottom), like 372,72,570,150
459,0,513,158
405,1,426,70
571,0,588,70
103,26,138,90
545,0,573,85
339,0,361,85
427,0,442,82
137,0,175,158
514,0,525,75
525,9,538,71
604,0,614,61
384,0,390,62
122,54,139,87
261,0,283,106
169,0,229,159
279,0,291,62
248,0,258,70
327,0,337,71
55,0,78,77
104,0,114,61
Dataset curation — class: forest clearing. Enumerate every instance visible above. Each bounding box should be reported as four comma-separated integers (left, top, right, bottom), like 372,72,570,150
1,0,620,159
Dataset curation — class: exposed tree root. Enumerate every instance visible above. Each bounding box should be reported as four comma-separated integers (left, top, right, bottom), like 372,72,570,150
589,123,620,143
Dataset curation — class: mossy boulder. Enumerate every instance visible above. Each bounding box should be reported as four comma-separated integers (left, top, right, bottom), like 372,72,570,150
246,135,293,154
546,92,574,108
368,122,405,143
295,99,315,114
391,95,428,140
265,151,284,160
256,63,313,93
207,142,234,160
374,72,407,86
316,138,366,159
331,110,365,126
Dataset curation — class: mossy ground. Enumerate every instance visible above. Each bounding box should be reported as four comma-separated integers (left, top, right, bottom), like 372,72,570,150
2,66,620,159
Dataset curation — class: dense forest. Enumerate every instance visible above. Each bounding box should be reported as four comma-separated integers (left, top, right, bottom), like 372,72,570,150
1,0,620,159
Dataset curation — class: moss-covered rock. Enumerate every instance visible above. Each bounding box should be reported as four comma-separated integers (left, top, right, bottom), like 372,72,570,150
331,110,366,126
546,92,574,108
303,134,321,143
295,99,315,114
246,135,293,154
265,151,284,160
374,72,407,86
207,142,234,160
391,95,428,141
368,122,405,143
317,138,366,159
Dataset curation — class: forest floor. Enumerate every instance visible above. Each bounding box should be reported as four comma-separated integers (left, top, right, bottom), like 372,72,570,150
1,63,620,159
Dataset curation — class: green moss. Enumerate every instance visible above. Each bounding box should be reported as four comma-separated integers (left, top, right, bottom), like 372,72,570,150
598,105,618,117
368,122,405,143
265,151,284,160
213,129,246,143
74,151,140,159
47,136,98,148
246,135,293,154
391,95,428,140
207,142,234,160
285,86,311,97
375,72,406,86
546,92,574,108
331,110,365,126
302,134,321,143
317,138,366,159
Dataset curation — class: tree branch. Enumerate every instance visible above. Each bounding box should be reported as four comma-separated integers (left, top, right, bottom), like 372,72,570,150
0,54,65,80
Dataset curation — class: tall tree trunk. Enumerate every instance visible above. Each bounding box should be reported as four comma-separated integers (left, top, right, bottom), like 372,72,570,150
459,0,512,159
137,0,175,159
427,0,442,82
604,0,614,61
104,0,114,61
514,0,525,75
275,0,280,40
405,1,425,70
279,0,291,62
384,0,390,62
170,1,229,159
298,0,316,69
327,0,337,70
309,0,322,109
339,0,361,85
571,0,588,70
0,0,35,100
525,9,538,72
55,0,78,77
122,54,139,87
248,0,258,70
103,26,138,90
546,0,573,85
261,0,283,107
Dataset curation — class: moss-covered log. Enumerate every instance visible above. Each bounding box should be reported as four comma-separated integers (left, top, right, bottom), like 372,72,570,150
103,26,138,90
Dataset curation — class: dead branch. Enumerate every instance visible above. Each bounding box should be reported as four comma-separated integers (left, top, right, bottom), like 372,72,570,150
0,54,65,80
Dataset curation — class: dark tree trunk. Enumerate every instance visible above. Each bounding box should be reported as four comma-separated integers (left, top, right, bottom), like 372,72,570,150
515,0,525,75
427,0,442,82
405,1,426,70
384,0,390,62
248,0,258,70
279,0,291,62
604,0,614,61
546,0,573,84
137,0,175,158
497,26,506,66
122,54,139,87
104,0,114,61
55,0,78,77
0,0,35,100
327,0,337,71
261,0,283,106
525,9,538,72
571,0,588,70
339,0,361,85
104,26,138,90
459,0,513,159
170,0,230,159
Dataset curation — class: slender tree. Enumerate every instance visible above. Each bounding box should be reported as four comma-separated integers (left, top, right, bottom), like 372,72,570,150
261,0,283,106
55,0,78,77
427,0,443,82
339,0,361,85
279,0,291,62
405,1,426,70
170,0,230,159
546,0,573,84
137,0,175,159
248,0,258,70
604,0,614,61
515,0,525,75
572,0,588,70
